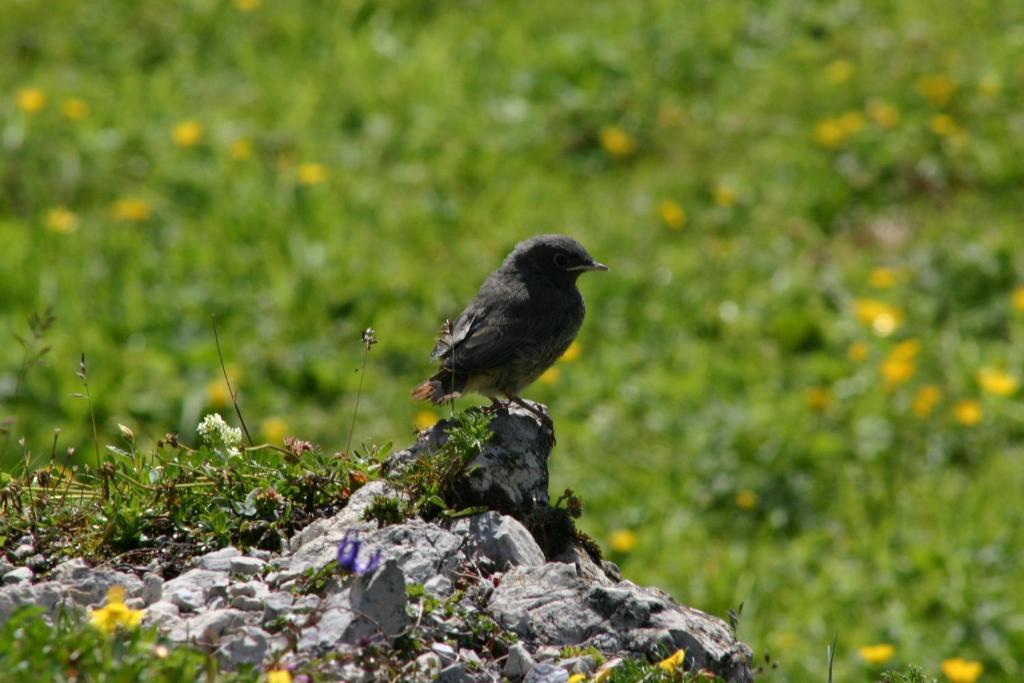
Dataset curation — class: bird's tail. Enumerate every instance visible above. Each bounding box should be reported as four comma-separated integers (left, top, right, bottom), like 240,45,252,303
411,369,464,404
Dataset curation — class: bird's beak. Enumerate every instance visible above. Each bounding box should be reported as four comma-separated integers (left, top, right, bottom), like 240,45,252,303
568,260,609,272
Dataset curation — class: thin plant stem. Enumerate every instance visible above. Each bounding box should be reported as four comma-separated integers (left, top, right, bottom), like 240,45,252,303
211,315,254,447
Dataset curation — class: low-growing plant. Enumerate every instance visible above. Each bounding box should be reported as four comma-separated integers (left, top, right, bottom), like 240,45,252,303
0,605,259,682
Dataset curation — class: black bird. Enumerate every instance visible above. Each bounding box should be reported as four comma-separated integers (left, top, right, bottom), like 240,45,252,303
412,234,607,421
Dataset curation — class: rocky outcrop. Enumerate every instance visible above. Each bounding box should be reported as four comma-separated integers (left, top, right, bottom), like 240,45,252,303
0,402,753,681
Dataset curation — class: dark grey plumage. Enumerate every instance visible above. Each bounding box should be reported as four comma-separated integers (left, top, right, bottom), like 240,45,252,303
412,234,607,406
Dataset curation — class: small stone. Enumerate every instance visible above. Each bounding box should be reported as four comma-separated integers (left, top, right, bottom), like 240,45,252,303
349,560,408,638
523,663,569,683
186,608,247,645
219,626,270,667
230,595,265,612
504,643,536,680
163,569,229,612
143,601,182,629
229,556,266,577
198,547,241,572
437,664,474,683
534,646,561,661
142,573,163,605
12,543,35,560
431,642,457,663
3,567,33,584
125,597,146,610
452,512,545,570
261,592,294,625
416,652,442,678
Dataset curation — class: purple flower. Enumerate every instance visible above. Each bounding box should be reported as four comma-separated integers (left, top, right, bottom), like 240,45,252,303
336,531,382,576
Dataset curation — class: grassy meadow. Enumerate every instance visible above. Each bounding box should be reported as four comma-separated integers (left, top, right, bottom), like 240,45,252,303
3,0,1024,680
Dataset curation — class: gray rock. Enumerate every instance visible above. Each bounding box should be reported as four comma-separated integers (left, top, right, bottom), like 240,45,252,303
186,608,247,646
437,663,476,683
12,543,35,560
229,556,265,577
296,591,354,651
261,592,294,625
416,651,442,679
50,558,89,581
63,569,143,607
163,569,229,613
3,566,32,584
523,663,568,683
142,573,163,605
218,626,270,667
431,642,457,663
0,584,38,621
198,547,241,571
33,581,67,613
504,642,536,680
488,562,753,683
386,403,552,518
143,601,181,629
452,512,545,570
229,581,269,611
349,560,408,639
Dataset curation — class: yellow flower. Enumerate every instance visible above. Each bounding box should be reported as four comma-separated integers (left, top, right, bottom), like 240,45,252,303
866,100,900,128
881,340,919,389
539,367,560,384
234,0,262,10
978,368,1018,397
90,586,144,633
735,489,758,510
608,529,637,553
230,138,253,160
978,73,1001,97
266,670,292,683
848,341,869,362
930,114,960,137
713,183,737,208
206,378,230,408
858,643,895,665
111,198,152,222
657,649,686,673
825,59,853,84
62,97,89,120
414,410,437,431
890,339,921,361
912,385,943,418
916,74,957,107
297,163,328,185
45,207,78,234
870,267,899,289
838,110,865,135
658,199,687,230
814,117,846,148
805,387,832,412
940,658,982,683
172,120,203,147
568,675,587,683
853,299,903,337
560,341,581,362
16,87,46,113
952,400,982,427
599,125,635,157
260,417,289,444
1013,287,1024,312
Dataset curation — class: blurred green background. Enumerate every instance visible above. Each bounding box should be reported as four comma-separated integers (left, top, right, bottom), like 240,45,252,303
3,0,1024,680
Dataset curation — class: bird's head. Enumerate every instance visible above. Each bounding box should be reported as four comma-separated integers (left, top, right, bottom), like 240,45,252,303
505,234,608,288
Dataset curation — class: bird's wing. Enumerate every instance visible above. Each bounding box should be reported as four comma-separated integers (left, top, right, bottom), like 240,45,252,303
438,313,530,372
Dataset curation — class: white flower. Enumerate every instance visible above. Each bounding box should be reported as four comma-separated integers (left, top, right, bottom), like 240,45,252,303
197,413,243,451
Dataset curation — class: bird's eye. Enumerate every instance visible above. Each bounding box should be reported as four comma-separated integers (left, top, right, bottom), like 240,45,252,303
553,253,569,268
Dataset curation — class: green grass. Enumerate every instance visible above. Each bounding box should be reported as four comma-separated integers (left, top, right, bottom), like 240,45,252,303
3,0,1024,680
